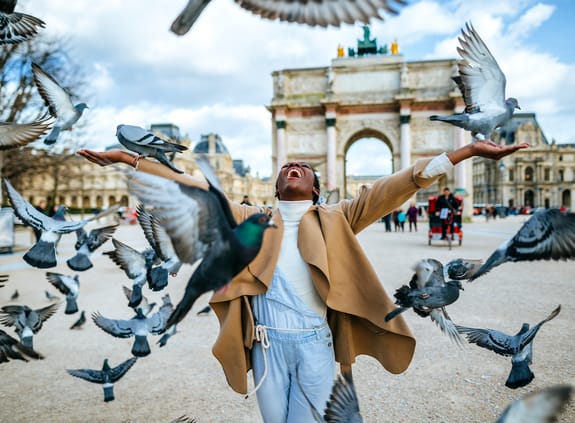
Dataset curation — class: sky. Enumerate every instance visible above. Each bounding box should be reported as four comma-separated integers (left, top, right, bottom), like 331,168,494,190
22,0,575,178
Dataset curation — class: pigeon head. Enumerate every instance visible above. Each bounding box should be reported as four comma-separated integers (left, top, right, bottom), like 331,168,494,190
75,103,89,112
506,98,521,110
414,258,442,282
102,358,110,371
235,213,276,247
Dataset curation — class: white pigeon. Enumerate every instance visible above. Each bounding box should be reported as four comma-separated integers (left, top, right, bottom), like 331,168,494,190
0,0,45,45
429,23,520,141
170,0,406,35
0,118,53,150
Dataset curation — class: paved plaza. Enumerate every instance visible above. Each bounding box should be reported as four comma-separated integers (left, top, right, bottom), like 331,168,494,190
0,215,573,422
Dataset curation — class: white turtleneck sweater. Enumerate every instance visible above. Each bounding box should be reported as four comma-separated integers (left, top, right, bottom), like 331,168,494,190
277,200,327,318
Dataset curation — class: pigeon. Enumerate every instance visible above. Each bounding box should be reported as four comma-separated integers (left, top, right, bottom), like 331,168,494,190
67,223,118,271
66,357,138,402
456,305,561,389
10,289,18,300
0,303,59,348
0,329,43,363
92,300,173,357
170,0,406,35
136,203,181,291
116,124,188,174
126,154,276,332
469,208,575,281
70,310,86,330
429,23,520,142
0,274,7,288
495,384,572,423
444,258,483,281
196,305,211,316
31,62,89,145
0,0,45,45
122,285,156,316
45,272,80,314
104,238,159,308
0,118,53,150
385,258,465,345
3,178,117,268
156,294,178,347
45,290,59,301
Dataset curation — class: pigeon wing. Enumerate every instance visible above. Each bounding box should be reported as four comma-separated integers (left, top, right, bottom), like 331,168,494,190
324,372,363,423
496,385,573,423
456,325,514,356
0,329,43,362
136,204,158,252
0,305,25,327
196,155,237,229
27,303,59,333
31,63,77,120
45,272,77,296
147,303,173,334
105,238,147,279
86,224,118,252
151,215,178,262
91,312,134,338
3,178,55,230
0,119,53,150
0,11,45,45
429,309,465,347
518,305,561,350
66,368,105,383
108,356,138,382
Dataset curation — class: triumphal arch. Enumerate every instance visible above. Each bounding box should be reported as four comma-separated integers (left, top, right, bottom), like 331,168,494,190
267,30,474,210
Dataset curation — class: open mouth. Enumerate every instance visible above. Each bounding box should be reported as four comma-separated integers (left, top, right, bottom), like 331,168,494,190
287,168,302,178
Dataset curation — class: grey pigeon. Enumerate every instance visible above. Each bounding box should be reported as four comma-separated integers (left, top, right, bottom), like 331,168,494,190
92,300,173,357
45,290,59,301
469,208,575,281
171,0,406,34
70,310,86,330
0,303,59,348
0,274,7,288
122,285,156,317
104,238,159,308
385,258,465,345
136,203,181,291
495,384,572,423
66,357,138,402
10,289,18,300
31,62,89,145
45,272,80,314
126,155,276,333
0,328,43,363
0,118,53,150
429,23,520,142
116,124,187,174
156,294,178,347
444,258,483,281
3,178,117,268
0,0,45,45
456,305,561,389
67,223,118,271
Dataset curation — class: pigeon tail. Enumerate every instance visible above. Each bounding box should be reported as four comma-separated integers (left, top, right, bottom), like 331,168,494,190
103,383,115,402
469,249,506,281
170,0,213,35
64,297,79,315
132,335,151,357
66,253,93,271
506,359,534,389
429,113,469,129
44,126,60,145
148,266,169,291
23,240,57,268
384,306,408,322
154,151,184,174
392,285,415,308
128,284,143,308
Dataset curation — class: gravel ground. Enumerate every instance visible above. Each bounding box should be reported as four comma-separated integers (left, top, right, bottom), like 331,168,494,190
0,215,573,422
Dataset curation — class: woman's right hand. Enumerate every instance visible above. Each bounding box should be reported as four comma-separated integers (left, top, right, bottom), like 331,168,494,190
77,149,137,167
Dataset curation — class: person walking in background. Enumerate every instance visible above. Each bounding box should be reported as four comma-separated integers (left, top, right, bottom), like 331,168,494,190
407,202,418,232
392,209,400,232
240,195,253,206
397,209,406,232
381,213,392,232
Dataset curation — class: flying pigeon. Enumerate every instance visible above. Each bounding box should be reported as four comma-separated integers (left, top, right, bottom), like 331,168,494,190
385,258,465,345
469,208,575,281
31,62,89,145
3,178,117,268
136,203,181,291
0,0,45,44
70,310,86,330
444,258,483,281
0,118,53,150
0,329,43,363
495,384,572,423
45,272,80,314
429,23,520,142
0,302,59,348
122,285,156,316
104,238,159,308
67,223,118,271
92,299,173,357
126,155,276,332
45,290,59,301
10,289,18,300
156,294,178,347
456,305,561,389
0,274,7,288
66,357,138,402
116,124,188,174
170,0,406,34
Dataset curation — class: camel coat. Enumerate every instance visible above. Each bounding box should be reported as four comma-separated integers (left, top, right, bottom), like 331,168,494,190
135,157,440,394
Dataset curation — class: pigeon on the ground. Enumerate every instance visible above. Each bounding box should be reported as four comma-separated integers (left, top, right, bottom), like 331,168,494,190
66,357,138,402
0,0,45,45
67,223,118,271
127,155,276,332
196,305,211,316
45,290,59,301
429,23,520,142
136,203,181,291
0,118,53,150
122,285,156,316
10,289,18,300
170,0,406,34
31,62,89,145
70,310,86,330
0,274,7,288
495,384,572,423
45,272,80,314
385,258,465,345
469,208,575,281
92,299,173,357
0,303,59,348
104,238,158,308
3,178,117,268
444,258,483,280
116,124,187,174
456,305,561,389
0,328,43,363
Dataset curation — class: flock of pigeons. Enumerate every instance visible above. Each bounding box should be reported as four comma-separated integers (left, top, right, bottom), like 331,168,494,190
0,0,573,421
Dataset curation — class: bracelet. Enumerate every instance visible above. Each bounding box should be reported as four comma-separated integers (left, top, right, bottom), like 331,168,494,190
131,155,141,170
